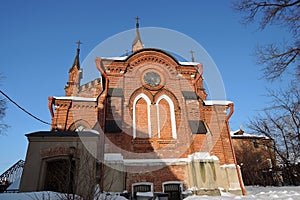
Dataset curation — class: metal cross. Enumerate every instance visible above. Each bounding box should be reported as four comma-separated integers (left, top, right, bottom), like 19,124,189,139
190,50,195,62
135,16,140,23
76,40,82,49
135,16,140,28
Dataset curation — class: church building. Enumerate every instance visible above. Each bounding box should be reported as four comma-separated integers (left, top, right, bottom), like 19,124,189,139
20,20,245,199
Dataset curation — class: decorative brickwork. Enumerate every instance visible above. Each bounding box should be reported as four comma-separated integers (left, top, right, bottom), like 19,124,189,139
45,46,244,195
18,21,247,197
40,146,80,159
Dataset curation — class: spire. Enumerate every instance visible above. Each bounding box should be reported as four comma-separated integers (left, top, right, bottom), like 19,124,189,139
190,50,195,62
135,16,140,28
65,41,82,96
132,16,143,52
73,40,82,69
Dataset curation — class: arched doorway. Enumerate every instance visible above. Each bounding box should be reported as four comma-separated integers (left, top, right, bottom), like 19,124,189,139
43,158,75,194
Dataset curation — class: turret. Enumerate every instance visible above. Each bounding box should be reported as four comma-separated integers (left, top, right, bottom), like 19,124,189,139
132,16,144,52
65,41,83,96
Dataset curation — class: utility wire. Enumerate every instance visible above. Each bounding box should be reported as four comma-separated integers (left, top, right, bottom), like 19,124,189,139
0,89,51,125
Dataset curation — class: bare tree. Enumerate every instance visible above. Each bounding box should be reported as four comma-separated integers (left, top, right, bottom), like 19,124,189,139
41,146,125,200
0,74,8,134
248,82,300,185
236,145,269,186
233,0,300,81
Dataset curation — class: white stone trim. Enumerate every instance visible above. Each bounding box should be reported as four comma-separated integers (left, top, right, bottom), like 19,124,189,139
187,152,219,162
53,96,97,101
133,93,152,139
102,56,128,61
179,61,199,65
156,94,177,139
220,164,236,168
203,100,233,106
123,153,219,166
124,158,188,165
104,153,124,161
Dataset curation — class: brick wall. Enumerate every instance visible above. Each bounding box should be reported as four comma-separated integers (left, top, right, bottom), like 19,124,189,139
126,164,188,192
50,49,237,190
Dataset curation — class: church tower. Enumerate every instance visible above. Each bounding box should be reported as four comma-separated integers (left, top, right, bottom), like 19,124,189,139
65,41,82,96
132,17,143,52
20,20,245,198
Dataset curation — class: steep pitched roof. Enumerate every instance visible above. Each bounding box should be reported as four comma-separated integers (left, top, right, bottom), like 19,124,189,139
132,16,143,52
72,48,80,69
70,40,82,71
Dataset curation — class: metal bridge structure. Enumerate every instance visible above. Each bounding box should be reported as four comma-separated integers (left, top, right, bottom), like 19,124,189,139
0,160,24,192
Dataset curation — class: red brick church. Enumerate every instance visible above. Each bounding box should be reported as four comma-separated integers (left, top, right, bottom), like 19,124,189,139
20,20,245,198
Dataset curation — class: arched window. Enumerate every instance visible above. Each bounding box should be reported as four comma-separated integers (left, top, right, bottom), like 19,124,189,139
68,120,91,132
156,94,177,139
133,93,151,139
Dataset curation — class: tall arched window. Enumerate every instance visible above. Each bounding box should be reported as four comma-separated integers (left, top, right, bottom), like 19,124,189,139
156,94,177,139
133,93,151,139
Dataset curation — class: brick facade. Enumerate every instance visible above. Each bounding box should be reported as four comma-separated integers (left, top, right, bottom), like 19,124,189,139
231,129,277,185
17,22,247,196
46,45,245,195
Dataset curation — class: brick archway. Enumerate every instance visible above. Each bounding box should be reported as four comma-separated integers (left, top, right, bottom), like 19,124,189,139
68,119,91,131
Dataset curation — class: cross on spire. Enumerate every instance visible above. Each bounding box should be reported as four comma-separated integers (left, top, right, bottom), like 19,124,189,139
73,40,82,68
190,50,195,62
132,16,143,52
135,16,140,28
76,40,82,50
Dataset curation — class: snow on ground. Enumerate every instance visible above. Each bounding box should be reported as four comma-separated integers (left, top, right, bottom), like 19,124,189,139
184,186,300,200
0,191,66,200
0,191,127,200
0,186,299,200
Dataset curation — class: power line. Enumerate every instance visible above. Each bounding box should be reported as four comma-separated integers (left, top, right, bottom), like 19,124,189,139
0,89,51,125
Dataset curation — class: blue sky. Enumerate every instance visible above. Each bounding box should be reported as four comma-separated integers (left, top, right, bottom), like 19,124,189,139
0,0,291,174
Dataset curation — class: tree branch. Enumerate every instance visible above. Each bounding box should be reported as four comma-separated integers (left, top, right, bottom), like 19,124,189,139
256,45,300,81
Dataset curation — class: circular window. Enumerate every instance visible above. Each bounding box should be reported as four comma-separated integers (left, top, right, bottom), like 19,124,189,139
144,71,161,87
142,70,164,90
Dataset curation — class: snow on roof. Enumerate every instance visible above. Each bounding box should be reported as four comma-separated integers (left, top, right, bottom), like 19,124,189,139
100,57,200,66
232,134,270,139
204,100,233,106
87,129,100,135
101,56,128,61
230,129,241,135
53,96,97,102
230,129,270,139
179,61,199,66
